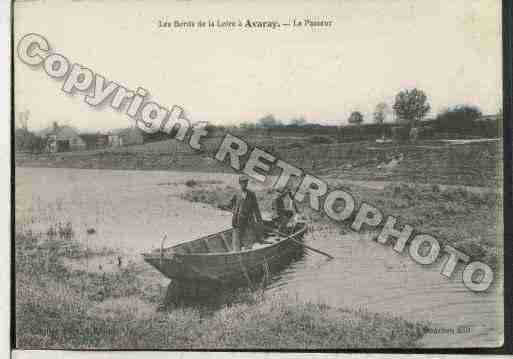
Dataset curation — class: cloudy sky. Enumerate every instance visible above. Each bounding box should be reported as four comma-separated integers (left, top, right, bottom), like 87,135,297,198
14,0,502,131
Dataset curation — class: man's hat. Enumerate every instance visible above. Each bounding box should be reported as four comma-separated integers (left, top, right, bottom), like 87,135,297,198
238,174,250,183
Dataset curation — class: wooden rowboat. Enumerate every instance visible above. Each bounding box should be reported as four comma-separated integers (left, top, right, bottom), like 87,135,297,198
142,220,308,286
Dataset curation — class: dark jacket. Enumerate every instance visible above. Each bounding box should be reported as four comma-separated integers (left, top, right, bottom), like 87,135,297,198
272,191,297,218
230,190,262,228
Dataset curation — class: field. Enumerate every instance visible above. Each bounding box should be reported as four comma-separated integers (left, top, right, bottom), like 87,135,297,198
16,134,501,187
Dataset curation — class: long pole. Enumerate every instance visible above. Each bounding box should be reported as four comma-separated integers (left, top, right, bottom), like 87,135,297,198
265,225,334,260
289,236,334,260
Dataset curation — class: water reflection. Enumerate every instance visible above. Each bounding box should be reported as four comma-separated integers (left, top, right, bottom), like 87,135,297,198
161,247,307,311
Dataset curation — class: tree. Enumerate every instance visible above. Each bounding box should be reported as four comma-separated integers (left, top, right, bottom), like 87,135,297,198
256,114,282,128
348,111,364,125
15,128,44,153
373,102,389,124
18,110,30,131
393,88,431,126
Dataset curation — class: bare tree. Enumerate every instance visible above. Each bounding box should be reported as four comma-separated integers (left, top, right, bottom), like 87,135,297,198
373,102,389,124
18,110,30,131
348,111,364,125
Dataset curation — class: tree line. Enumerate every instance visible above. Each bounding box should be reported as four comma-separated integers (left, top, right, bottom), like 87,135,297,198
15,87,501,153
239,88,500,140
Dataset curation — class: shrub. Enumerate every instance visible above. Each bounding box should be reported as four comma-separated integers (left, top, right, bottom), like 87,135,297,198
185,179,198,187
453,239,487,261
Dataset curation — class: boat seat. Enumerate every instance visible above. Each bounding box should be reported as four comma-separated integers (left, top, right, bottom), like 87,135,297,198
205,237,228,253
188,239,209,253
220,233,232,252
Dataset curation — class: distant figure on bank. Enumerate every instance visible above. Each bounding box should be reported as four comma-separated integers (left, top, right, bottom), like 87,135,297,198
64,222,74,240
272,188,296,232
229,175,263,251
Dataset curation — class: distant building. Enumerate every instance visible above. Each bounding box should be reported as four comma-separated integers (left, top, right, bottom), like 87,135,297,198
107,132,123,147
78,133,109,150
40,123,146,152
42,122,86,153
115,127,144,146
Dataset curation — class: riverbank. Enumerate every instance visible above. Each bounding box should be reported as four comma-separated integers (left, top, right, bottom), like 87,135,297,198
181,178,501,269
15,137,501,187
15,230,427,349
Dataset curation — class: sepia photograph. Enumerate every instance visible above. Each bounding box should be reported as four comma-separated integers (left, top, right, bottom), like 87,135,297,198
13,0,505,350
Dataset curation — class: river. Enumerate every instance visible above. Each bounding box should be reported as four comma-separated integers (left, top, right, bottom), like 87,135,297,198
15,167,503,348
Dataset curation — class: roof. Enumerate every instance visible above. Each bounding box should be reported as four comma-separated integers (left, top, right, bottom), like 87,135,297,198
39,125,78,136
56,126,80,139
39,125,81,139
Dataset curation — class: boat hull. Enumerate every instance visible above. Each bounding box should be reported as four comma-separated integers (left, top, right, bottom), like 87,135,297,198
142,224,307,286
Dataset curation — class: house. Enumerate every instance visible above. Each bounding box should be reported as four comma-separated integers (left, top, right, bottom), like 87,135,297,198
40,122,86,153
107,131,123,147
78,133,110,150
115,127,144,146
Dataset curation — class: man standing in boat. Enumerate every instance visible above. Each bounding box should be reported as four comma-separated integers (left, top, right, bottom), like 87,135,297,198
272,187,297,232
229,175,263,251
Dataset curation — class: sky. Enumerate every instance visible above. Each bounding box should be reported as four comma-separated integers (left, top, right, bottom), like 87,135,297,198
14,0,502,132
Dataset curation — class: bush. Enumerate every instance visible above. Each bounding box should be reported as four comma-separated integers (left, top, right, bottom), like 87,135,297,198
181,187,236,208
185,179,198,187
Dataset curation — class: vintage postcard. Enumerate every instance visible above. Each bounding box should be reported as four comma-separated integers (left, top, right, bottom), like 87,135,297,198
13,0,504,350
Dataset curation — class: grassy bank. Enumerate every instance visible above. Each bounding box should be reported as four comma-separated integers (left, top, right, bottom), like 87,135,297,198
180,180,500,269
359,183,500,267
15,136,501,187
15,230,427,349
